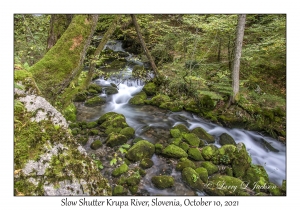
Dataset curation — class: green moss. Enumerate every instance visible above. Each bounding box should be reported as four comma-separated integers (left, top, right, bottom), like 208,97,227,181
90,140,102,150
99,113,128,129
112,163,129,177
170,129,181,138
201,145,219,161
105,86,119,95
97,112,119,124
183,133,200,147
151,175,175,189
126,176,141,186
14,69,33,81
126,140,155,162
89,129,99,136
139,158,154,169
88,83,102,93
159,101,183,112
120,127,135,139
201,161,218,176
243,164,269,192
143,82,157,96
173,124,189,133
170,137,182,146
219,133,236,146
86,121,98,129
148,94,170,107
269,183,282,196
195,167,208,183
179,142,190,152
129,91,147,105
104,126,122,135
187,148,204,161
218,145,236,165
162,144,188,159
112,185,127,195
74,91,88,102
71,128,79,135
106,133,128,147
84,96,106,107
190,127,215,143
184,100,201,113
78,136,88,145
128,185,138,194
176,158,196,171
181,167,204,191
133,137,144,144
231,143,252,178
155,143,163,154
281,180,286,193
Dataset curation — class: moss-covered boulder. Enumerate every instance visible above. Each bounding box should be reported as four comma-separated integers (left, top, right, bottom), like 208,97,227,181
155,143,163,154
105,86,118,95
188,148,204,161
106,133,128,147
195,167,208,183
205,175,248,196
99,113,128,129
219,133,236,146
184,100,201,113
231,143,252,178
151,175,175,189
84,96,106,107
159,101,183,112
162,144,188,159
112,163,129,177
201,161,218,176
218,145,236,165
179,142,190,152
88,83,102,94
268,183,282,195
142,82,157,96
173,124,189,133
89,129,99,136
126,140,155,162
182,167,204,191
147,94,170,107
86,121,98,129
176,158,196,171
183,133,201,147
170,129,181,138
120,127,135,139
201,145,219,161
129,91,147,105
74,91,88,102
90,140,102,150
191,127,215,144
97,112,119,124
170,138,182,146
243,164,269,191
109,59,127,69
112,185,127,196
139,158,154,169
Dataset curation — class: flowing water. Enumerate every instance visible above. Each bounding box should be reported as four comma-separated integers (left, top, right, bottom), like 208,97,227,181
77,40,286,195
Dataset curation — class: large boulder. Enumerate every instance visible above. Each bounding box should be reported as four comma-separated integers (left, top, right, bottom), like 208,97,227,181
126,140,155,162
218,144,236,165
147,94,170,107
162,144,188,159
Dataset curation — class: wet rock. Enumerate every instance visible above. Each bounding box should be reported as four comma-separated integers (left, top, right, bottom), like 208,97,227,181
129,91,147,105
179,142,190,152
218,145,236,165
154,143,163,154
74,91,88,102
173,124,189,133
88,83,102,93
151,175,175,189
176,158,196,171
231,143,252,178
84,96,106,107
182,167,204,191
120,127,135,139
147,94,170,107
191,127,215,144
170,129,181,138
106,133,128,147
162,144,188,159
219,133,236,146
260,138,279,152
112,163,129,177
201,161,218,176
139,158,154,169
182,133,201,147
201,145,219,161
160,101,183,112
195,167,208,183
142,82,157,96
188,148,204,161
86,121,98,129
105,86,118,95
126,140,155,162
90,140,102,150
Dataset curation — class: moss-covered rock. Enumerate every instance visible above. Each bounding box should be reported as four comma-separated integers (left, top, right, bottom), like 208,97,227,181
219,133,236,146
155,143,163,154
243,164,269,192
184,100,201,113
112,185,127,196
97,112,119,124
143,82,157,96
195,167,208,183
106,133,128,147
170,129,181,138
191,127,215,144
126,140,155,162
201,145,219,161
133,137,144,144
159,101,183,112
105,86,118,95
201,161,218,176
173,124,189,133
129,91,147,105
112,163,129,177
63,103,77,122
84,96,106,107
139,158,154,169
90,140,102,150
78,136,88,146
74,91,88,102
182,167,204,191
179,142,190,152
88,129,99,136
151,175,175,189
225,167,233,176
170,138,182,146
231,143,252,178
99,113,128,129
88,83,102,93
148,94,170,107
162,144,188,159
268,183,282,195
183,133,201,147
104,127,122,135
86,121,98,129
218,145,236,165
120,127,135,139
188,148,204,161
176,158,196,171
205,175,248,196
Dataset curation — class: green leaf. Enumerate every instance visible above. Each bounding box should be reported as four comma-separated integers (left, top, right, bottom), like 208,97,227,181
110,158,117,166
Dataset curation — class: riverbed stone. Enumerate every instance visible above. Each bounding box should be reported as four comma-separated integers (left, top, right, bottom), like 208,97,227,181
112,163,129,177
219,133,236,146
106,133,128,147
154,143,163,154
201,161,218,176
218,145,236,165
162,144,188,159
151,175,175,189
147,94,170,107
176,158,196,171
88,83,102,93
142,82,157,96
187,148,204,161
139,158,154,169
179,142,190,152
195,167,208,183
84,96,106,107
90,140,102,150
170,128,181,138
112,185,127,196
126,140,155,162
159,101,183,112
99,113,128,129
182,167,204,191
129,91,147,105
191,127,215,144
201,145,219,161
120,127,135,139
183,133,201,147
105,86,118,95
173,124,189,133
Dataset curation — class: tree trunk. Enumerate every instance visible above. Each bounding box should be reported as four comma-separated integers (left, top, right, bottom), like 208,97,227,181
30,15,99,105
130,14,160,77
85,15,122,87
47,15,73,51
230,14,246,105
